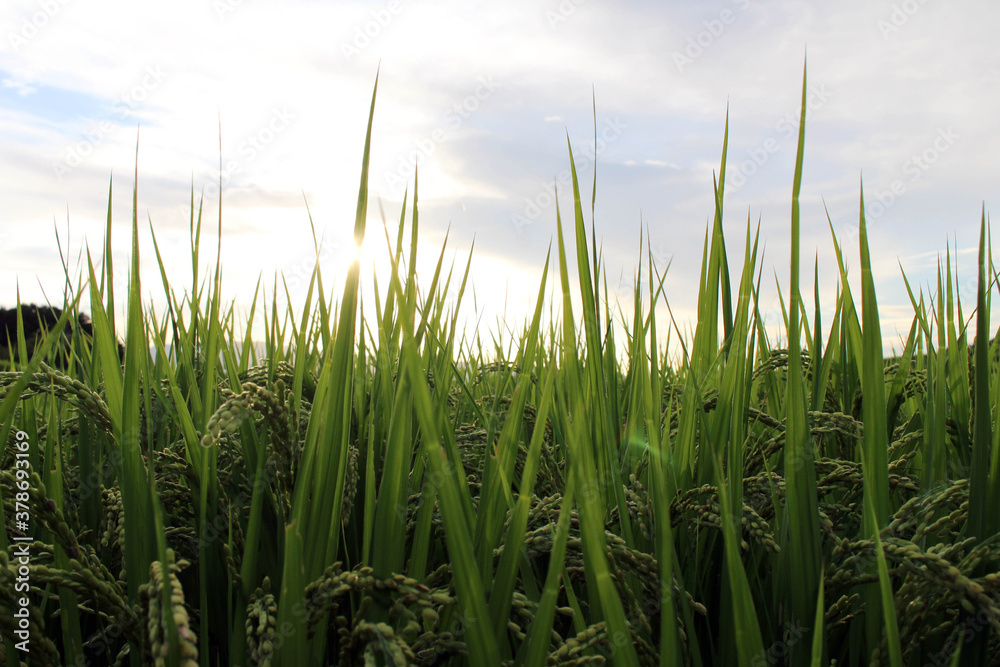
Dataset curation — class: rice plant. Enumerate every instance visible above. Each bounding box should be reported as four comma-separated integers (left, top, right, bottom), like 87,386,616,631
1,67,999,667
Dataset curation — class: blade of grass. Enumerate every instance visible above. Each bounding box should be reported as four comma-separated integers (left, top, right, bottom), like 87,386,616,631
810,570,825,666
275,71,377,666
856,180,891,657
781,59,822,663
555,173,639,666
966,207,993,663
867,500,903,667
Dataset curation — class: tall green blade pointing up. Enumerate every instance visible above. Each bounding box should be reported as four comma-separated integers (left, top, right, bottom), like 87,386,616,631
782,59,822,665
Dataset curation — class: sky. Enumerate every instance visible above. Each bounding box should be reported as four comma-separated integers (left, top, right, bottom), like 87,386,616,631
2,0,998,359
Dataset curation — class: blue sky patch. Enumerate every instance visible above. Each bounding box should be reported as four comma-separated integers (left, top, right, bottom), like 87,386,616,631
0,72,109,126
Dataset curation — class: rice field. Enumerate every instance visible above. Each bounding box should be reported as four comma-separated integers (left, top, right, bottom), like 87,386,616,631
2,69,999,667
